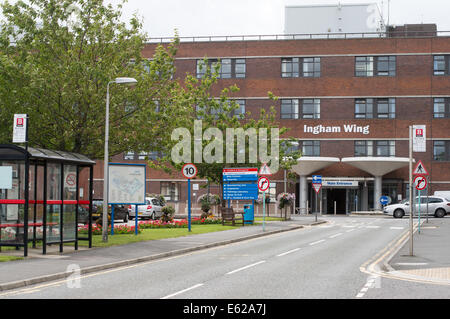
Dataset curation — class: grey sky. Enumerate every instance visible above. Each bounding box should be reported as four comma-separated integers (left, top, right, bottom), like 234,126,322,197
104,0,450,38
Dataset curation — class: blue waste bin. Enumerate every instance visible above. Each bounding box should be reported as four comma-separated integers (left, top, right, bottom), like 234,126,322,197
243,204,254,224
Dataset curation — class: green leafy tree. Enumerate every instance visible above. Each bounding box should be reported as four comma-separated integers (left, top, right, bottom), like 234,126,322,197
0,0,192,159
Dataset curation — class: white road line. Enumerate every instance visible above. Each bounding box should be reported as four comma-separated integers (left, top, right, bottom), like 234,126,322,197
161,283,204,299
346,229,356,233
395,262,428,266
329,233,343,239
390,227,404,230
309,239,326,246
277,248,301,257
226,261,266,275
365,226,380,229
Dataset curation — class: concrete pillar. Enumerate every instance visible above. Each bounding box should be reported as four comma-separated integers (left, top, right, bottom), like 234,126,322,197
361,182,369,211
374,176,382,211
299,175,308,214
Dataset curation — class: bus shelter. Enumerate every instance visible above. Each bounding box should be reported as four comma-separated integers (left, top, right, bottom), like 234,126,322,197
0,144,95,256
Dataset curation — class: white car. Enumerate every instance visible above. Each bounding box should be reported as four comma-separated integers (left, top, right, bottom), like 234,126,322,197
128,197,164,220
383,196,450,218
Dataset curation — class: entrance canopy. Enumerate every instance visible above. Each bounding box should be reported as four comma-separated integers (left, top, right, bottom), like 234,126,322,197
341,157,412,176
0,144,95,257
291,157,340,176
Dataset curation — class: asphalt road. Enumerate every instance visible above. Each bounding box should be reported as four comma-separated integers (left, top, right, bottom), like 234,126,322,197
1,216,449,299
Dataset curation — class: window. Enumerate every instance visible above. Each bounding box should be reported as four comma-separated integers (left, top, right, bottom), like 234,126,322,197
281,140,300,155
376,56,396,76
355,99,373,118
281,57,320,77
196,99,245,119
196,58,246,78
281,99,299,119
354,141,373,157
376,98,396,118
302,99,320,119
233,99,246,116
355,56,374,76
434,98,450,118
376,141,396,157
281,58,300,77
434,55,450,75
124,150,164,160
355,98,395,119
301,141,320,157
354,141,395,157
355,56,396,77
160,182,180,201
303,58,321,77
434,141,450,161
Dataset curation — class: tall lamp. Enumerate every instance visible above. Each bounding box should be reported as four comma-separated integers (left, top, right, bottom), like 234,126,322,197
103,77,138,242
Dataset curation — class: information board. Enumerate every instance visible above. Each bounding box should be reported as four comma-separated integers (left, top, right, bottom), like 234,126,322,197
108,163,146,205
223,183,258,200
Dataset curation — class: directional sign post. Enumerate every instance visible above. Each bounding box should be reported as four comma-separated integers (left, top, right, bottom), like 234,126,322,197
182,163,198,232
258,176,270,232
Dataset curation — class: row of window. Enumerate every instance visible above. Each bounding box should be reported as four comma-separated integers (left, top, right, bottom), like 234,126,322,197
286,140,450,161
125,140,450,162
195,55,450,78
191,98,450,120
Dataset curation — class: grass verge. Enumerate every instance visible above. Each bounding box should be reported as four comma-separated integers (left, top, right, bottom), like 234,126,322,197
79,224,239,248
0,255,24,262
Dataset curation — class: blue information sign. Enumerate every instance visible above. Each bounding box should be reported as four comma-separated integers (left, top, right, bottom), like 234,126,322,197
380,196,391,206
223,183,258,200
312,175,322,184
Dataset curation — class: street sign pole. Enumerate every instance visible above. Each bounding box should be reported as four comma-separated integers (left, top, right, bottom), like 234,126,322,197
188,178,191,232
262,191,266,232
426,176,429,224
409,125,414,256
418,190,421,234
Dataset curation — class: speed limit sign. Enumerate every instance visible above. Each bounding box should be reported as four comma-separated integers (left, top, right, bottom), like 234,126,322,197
182,163,197,179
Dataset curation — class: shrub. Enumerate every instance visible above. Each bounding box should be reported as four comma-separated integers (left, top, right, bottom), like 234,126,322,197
160,205,175,223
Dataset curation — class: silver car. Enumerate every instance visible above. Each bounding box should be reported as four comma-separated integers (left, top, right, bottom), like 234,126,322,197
383,196,450,218
128,197,164,220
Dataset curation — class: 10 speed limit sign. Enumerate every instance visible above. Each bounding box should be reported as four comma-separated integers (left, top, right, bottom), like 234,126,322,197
182,163,197,179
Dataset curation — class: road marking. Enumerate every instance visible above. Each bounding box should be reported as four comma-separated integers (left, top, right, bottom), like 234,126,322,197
356,275,380,298
309,239,325,246
395,263,429,266
329,233,343,239
277,248,301,257
346,229,356,233
365,226,380,229
226,261,266,275
161,283,204,299
390,227,404,230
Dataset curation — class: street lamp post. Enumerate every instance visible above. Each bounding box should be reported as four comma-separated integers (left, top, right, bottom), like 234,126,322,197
102,77,137,243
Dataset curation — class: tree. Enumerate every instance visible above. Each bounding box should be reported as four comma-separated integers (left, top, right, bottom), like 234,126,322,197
166,60,302,205
0,0,192,159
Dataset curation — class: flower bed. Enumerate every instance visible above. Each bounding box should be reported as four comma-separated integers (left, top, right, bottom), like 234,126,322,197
138,219,188,229
78,224,141,235
191,217,222,225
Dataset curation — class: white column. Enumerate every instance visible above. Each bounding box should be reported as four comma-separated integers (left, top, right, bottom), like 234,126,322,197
299,175,308,214
374,176,382,211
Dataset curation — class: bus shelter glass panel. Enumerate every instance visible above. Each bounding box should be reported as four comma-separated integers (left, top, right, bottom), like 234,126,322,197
0,161,26,244
46,163,61,243
63,165,77,241
33,165,45,240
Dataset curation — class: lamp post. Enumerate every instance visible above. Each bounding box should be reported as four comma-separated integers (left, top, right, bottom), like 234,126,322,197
102,77,137,242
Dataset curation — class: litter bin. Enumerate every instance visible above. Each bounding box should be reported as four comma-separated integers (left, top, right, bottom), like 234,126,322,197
243,204,254,224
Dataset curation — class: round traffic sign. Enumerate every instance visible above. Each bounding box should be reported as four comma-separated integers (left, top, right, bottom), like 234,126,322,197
182,163,197,179
379,196,391,206
258,176,270,192
414,175,427,191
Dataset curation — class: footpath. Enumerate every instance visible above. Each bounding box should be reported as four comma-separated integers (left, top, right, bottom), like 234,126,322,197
384,217,450,285
0,217,324,292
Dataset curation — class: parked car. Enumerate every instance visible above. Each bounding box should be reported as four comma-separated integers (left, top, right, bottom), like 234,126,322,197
128,197,164,220
383,196,450,218
91,200,129,223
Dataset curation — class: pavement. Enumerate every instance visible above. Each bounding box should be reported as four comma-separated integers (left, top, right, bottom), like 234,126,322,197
1,215,449,293
0,216,325,292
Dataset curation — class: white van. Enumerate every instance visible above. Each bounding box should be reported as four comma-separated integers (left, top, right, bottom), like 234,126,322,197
434,191,450,201
128,197,164,220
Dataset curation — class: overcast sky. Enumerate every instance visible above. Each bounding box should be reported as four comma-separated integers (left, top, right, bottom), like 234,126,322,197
104,0,450,38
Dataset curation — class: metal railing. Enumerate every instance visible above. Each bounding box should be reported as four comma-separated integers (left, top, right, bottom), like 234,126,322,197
146,30,450,44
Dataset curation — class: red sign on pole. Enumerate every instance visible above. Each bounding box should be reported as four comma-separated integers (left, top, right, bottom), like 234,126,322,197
312,183,322,194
